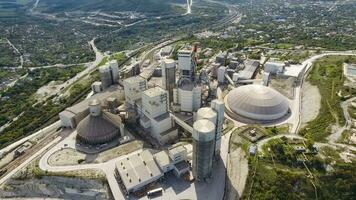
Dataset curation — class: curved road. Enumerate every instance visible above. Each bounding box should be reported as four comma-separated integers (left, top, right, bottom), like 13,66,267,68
291,51,356,134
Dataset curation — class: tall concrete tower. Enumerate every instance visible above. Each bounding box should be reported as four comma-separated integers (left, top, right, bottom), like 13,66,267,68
211,99,225,156
178,48,196,79
162,59,176,103
192,119,215,181
99,65,113,89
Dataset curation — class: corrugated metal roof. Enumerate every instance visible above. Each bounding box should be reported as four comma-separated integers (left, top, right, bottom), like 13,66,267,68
115,150,163,191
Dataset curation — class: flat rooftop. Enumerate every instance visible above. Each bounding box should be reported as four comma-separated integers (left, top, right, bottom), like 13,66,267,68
115,150,163,192
123,76,146,85
143,86,166,98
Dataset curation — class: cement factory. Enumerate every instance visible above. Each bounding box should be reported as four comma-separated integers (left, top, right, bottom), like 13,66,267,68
53,42,301,199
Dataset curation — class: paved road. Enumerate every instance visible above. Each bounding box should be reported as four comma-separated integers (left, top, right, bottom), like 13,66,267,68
38,134,142,200
0,136,61,185
291,51,356,134
327,97,356,143
5,39,23,68
0,121,60,156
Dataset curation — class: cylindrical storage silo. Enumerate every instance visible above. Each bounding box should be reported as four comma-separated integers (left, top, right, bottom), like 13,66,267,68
89,99,101,116
192,119,216,181
196,107,217,124
99,65,113,89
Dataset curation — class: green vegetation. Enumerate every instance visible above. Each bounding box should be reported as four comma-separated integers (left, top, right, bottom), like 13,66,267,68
0,68,26,83
336,130,356,147
265,125,290,136
300,56,356,141
243,138,356,200
278,50,311,64
348,104,356,119
0,66,87,148
243,159,316,200
0,41,20,68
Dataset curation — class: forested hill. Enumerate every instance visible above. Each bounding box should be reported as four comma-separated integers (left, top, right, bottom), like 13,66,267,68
36,0,187,13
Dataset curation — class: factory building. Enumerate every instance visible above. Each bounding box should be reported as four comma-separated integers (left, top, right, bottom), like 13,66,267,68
175,78,202,112
77,99,124,145
99,60,119,89
215,52,227,65
161,59,176,103
115,150,163,194
116,146,190,195
154,146,189,177
140,87,178,144
192,119,216,181
264,62,285,75
123,61,141,79
161,45,173,57
91,81,103,93
59,88,122,128
225,84,289,122
123,76,147,106
173,46,202,113
236,60,260,80
178,48,196,79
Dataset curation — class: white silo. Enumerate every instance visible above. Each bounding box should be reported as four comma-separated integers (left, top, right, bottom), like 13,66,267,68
197,107,217,123
162,59,176,103
217,66,227,84
192,86,202,111
192,119,216,181
108,60,119,83
99,64,113,89
211,99,225,156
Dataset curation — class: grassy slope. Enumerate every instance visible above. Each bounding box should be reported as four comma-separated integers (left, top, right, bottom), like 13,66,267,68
299,55,356,141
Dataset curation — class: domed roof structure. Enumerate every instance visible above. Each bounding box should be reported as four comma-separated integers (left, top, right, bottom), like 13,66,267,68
226,85,289,121
77,100,122,145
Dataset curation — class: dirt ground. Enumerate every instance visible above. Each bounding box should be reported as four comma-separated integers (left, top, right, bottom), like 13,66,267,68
48,140,144,166
301,81,321,128
0,158,110,200
225,134,249,200
0,176,110,200
269,77,295,99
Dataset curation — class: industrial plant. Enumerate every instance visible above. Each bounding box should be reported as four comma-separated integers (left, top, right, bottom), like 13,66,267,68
43,42,296,199
2,35,349,200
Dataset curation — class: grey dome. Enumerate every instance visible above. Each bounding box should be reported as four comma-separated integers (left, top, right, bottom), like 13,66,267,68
77,111,122,145
226,85,289,121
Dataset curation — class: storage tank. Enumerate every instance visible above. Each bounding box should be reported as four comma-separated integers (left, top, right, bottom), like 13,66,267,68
99,64,113,89
162,59,176,103
192,119,216,181
108,60,119,83
211,99,225,156
197,107,217,124
217,66,227,84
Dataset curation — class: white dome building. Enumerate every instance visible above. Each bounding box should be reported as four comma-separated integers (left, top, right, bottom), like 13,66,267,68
226,85,289,121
